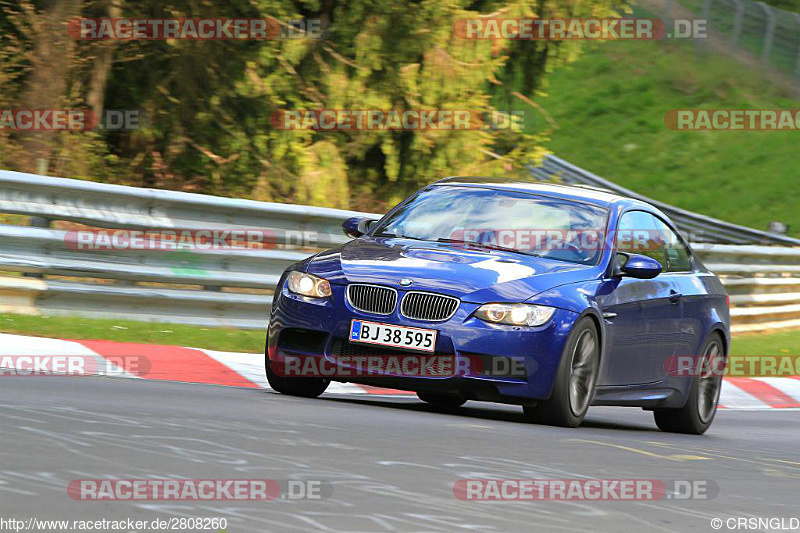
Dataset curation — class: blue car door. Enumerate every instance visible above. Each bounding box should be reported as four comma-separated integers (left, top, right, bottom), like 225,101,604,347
652,217,705,360
597,211,684,386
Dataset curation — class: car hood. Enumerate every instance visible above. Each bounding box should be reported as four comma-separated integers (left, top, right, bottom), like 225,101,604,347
305,237,600,303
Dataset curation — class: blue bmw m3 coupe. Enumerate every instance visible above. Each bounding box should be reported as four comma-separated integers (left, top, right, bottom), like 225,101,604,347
266,178,730,434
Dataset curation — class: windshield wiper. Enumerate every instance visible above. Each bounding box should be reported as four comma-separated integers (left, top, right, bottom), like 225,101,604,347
435,238,539,257
372,233,429,241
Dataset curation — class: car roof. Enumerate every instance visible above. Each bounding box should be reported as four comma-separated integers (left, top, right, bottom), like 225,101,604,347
432,176,652,210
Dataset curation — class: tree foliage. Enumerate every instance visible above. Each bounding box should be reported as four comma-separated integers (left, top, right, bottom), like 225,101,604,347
0,0,626,211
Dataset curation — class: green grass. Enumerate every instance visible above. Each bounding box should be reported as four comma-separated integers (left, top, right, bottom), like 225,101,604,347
0,314,265,353
729,329,800,356
533,39,800,237
0,313,797,355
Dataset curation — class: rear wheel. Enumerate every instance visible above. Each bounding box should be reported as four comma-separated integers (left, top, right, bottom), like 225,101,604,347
417,391,467,409
524,317,600,427
265,358,330,398
654,332,724,435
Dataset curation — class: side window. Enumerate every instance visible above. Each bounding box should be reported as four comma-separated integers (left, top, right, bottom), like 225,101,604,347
616,211,666,267
654,219,692,272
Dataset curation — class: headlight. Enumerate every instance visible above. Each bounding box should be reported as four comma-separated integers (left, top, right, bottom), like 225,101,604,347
474,303,555,326
287,271,332,298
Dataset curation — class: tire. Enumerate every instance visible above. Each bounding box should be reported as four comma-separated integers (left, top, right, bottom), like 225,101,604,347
417,391,467,409
265,358,330,398
523,317,600,428
654,332,724,435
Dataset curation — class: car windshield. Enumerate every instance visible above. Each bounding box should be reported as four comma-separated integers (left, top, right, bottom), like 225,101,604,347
371,185,609,264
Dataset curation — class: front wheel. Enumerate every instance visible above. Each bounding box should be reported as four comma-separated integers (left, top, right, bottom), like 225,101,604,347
524,317,600,427
265,358,330,398
654,332,724,435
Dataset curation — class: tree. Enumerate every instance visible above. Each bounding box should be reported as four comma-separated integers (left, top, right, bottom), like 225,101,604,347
0,0,628,210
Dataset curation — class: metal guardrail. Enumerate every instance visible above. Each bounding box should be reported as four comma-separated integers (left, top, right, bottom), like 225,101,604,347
0,225,305,289
695,244,800,333
0,166,797,333
0,169,379,247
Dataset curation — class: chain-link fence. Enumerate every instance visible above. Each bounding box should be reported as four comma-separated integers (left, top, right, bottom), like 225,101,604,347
660,0,800,84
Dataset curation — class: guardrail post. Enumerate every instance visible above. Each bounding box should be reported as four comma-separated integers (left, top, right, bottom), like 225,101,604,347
702,0,712,26
794,14,800,89
28,217,50,229
731,0,744,51
698,0,713,52
23,217,51,279
758,2,776,64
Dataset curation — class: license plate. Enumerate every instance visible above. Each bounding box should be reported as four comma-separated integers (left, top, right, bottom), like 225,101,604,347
349,320,436,352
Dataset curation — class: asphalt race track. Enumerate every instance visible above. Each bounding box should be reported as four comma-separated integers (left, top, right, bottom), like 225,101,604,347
1,376,798,532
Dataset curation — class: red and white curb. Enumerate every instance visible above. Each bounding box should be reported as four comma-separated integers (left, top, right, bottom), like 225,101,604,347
0,333,409,397
1,333,799,408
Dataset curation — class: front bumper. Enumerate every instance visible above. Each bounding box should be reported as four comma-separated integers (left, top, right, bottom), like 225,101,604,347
267,281,580,402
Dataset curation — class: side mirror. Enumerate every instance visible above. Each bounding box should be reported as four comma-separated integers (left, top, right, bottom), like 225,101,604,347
342,217,376,238
616,253,662,279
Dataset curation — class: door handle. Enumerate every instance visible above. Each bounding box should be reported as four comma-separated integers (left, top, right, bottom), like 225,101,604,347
669,290,683,304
